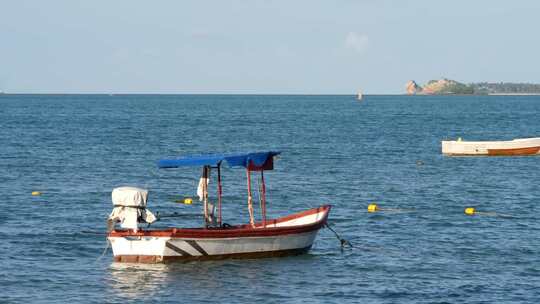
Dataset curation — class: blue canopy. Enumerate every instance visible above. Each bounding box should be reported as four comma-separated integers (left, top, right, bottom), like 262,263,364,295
158,151,281,169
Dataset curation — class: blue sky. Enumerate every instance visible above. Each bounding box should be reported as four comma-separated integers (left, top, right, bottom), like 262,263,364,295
1,0,539,94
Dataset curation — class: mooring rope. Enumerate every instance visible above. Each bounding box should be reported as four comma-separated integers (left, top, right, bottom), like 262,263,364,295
96,239,110,262
157,212,203,219
325,223,353,248
81,230,108,235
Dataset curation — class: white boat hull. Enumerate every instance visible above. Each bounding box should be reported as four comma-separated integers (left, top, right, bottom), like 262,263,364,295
108,205,330,263
442,137,540,156
109,231,318,263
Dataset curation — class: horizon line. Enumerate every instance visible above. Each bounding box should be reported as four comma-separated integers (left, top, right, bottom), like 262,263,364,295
0,92,403,96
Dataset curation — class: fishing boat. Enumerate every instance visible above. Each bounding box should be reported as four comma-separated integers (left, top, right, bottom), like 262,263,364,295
357,90,363,101
107,151,331,263
442,137,540,156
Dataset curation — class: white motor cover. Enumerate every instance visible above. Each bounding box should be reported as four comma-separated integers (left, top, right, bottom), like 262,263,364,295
112,186,148,207
108,187,156,231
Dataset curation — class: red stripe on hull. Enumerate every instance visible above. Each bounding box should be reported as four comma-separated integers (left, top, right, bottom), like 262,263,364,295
113,246,312,263
108,205,331,239
487,146,540,156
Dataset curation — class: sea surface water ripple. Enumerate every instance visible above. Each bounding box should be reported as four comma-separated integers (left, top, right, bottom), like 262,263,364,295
1,94,539,303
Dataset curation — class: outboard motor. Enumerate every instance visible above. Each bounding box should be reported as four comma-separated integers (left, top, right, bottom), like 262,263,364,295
107,186,156,232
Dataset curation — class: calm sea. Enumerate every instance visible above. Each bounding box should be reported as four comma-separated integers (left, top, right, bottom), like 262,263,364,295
1,94,539,303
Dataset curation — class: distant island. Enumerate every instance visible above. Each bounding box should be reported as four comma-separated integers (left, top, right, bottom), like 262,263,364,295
406,79,540,95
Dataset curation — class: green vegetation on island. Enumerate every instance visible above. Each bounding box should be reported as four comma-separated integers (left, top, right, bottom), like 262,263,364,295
406,79,540,95
471,82,540,95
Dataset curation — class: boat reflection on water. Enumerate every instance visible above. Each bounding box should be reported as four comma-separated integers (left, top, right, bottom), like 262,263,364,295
107,257,307,300
108,263,170,299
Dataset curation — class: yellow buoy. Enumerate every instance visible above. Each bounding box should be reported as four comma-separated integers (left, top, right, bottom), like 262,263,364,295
367,203,378,213
464,207,475,215
183,198,193,205
31,191,42,196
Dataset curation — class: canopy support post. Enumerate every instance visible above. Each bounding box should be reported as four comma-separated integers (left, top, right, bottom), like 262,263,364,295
202,166,210,228
217,164,222,226
247,168,255,227
261,171,267,228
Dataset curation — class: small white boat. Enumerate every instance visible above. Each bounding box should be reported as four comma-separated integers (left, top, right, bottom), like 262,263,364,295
442,137,540,156
357,90,363,101
107,152,331,263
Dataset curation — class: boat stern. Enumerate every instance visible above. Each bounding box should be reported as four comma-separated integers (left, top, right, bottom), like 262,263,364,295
108,235,170,263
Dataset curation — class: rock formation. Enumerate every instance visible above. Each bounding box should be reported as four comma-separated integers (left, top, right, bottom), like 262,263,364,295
405,80,421,95
406,78,474,95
